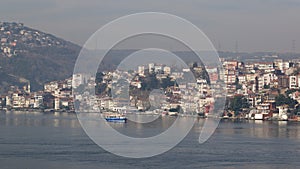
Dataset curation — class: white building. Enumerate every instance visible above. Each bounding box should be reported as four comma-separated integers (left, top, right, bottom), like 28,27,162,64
263,73,277,85
44,81,58,93
138,66,145,76
148,63,154,73
276,106,288,120
154,65,162,73
72,74,84,88
12,93,26,108
33,93,43,108
289,76,297,89
238,75,246,84
54,98,60,110
5,96,11,107
163,66,171,75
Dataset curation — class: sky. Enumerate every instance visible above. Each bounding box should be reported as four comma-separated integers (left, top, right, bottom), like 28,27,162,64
1,0,300,53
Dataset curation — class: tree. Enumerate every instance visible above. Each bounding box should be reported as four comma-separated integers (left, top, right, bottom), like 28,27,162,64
235,77,242,90
229,95,249,115
285,89,300,96
293,105,300,115
95,72,104,83
95,83,108,95
161,76,175,89
263,84,270,89
192,62,198,68
275,94,298,108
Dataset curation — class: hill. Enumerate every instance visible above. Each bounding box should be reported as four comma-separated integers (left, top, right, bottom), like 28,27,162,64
0,22,81,92
1,22,299,94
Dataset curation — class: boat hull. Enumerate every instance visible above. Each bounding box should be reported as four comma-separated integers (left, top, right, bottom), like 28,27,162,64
105,117,127,123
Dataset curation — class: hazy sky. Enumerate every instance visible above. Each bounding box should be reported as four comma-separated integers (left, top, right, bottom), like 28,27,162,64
1,0,300,53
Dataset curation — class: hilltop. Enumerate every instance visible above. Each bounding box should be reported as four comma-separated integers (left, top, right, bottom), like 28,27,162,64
0,22,81,92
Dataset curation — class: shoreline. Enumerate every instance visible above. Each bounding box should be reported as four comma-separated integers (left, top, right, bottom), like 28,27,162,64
1,109,299,122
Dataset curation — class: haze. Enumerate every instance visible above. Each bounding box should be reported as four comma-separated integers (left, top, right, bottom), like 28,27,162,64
1,0,300,53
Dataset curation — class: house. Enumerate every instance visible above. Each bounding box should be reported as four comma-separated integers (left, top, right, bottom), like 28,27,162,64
289,76,297,89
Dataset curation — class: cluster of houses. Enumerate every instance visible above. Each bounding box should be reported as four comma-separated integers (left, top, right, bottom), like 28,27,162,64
0,22,65,57
221,58,300,120
73,63,216,116
2,55,300,121
0,78,73,112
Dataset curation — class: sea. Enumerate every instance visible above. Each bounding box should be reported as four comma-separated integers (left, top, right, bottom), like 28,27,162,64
1,111,300,169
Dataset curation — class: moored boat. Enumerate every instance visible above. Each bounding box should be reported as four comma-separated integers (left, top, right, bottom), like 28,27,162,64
197,112,207,118
105,113,127,123
168,111,178,116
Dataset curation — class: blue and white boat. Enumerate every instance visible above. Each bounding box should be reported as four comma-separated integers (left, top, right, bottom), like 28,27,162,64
105,113,127,123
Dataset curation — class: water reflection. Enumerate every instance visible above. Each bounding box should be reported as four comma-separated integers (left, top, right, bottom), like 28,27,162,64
106,114,177,138
0,111,81,128
2,111,300,141
1,111,300,168
213,120,300,141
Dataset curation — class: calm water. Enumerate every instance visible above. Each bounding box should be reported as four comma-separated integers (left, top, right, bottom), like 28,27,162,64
1,111,300,169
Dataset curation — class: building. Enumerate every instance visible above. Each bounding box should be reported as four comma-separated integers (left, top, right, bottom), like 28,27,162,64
154,65,162,74
72,74,84,88
148,63,154,73
163,66,171,75
289,76,297,89
138,66,145,76
278,75,289,88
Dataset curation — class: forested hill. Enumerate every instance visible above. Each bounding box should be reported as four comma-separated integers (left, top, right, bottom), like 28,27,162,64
0,22,81,92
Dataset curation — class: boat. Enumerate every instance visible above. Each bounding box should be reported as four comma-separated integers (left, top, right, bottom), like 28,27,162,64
278,114,288,121
168,111,178,116
197,112,207,118
105,113,127,123
288,115,300,122
222,115,229,119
